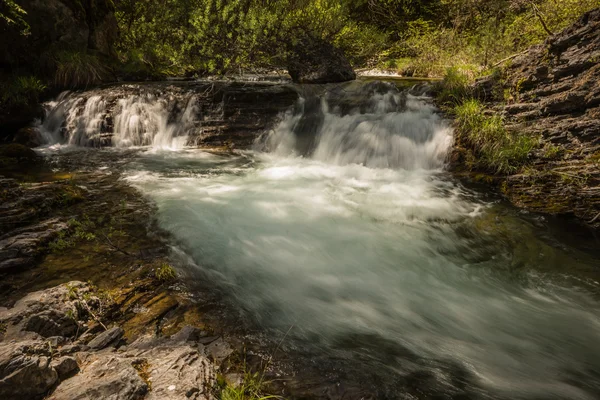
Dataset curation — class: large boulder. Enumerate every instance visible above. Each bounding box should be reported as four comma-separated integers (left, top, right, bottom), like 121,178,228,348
287,35,356,84
13,127,44,148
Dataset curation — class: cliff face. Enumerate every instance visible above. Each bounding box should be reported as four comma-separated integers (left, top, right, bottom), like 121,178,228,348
470,8,600,227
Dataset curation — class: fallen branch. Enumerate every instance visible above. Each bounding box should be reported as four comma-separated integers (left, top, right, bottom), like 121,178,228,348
99,231,132,257
491,50,528,68
531,3,554,36
82,301,107,331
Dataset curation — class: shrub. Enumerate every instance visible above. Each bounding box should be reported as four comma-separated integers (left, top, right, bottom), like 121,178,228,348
0,0,29,35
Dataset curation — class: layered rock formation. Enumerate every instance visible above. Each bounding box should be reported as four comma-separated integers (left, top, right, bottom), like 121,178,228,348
466,8,600,227
0,282,220,400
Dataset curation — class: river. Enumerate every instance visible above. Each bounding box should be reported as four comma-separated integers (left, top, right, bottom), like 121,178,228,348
37,79,600,399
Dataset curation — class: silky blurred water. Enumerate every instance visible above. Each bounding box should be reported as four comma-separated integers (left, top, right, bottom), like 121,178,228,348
122,90,600,399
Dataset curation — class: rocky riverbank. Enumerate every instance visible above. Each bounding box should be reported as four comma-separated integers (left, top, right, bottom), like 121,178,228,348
0,152,250,400
448,7,600,229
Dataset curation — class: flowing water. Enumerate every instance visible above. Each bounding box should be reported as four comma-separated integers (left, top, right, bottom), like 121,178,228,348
39,81,600,399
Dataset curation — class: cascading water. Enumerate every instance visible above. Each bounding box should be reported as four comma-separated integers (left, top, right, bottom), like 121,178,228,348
263,88,452,169
35,80,600,398
120,82,600,399
40,89,200,149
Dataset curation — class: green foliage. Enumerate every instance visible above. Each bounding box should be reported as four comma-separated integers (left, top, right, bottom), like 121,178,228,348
3,0,598,88
0,76,46,107
54,51,112,89
371,0,600,77
65,283,79,300
0,0,29,35
113,0,391,76
542,143,562,159
454,99,538,174
155,263,177,282
436,67,472,105
218,371,280,400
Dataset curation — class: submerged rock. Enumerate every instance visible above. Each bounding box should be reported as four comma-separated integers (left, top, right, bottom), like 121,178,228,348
287,35,356,84
0,144,39,162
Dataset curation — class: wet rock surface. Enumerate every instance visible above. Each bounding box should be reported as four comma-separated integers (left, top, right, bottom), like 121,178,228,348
467,8,600,228
13,127,45,148
0,218,69,272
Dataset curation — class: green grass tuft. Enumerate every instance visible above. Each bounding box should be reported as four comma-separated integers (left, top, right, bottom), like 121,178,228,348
155,263,177,282
54,51,112,89
219,371,281,400
436,67,472,106
0,75,46,107
454,99,538,174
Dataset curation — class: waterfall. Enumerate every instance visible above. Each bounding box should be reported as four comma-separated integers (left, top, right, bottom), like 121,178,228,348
37,81,449,165
262,82,453,170
40,90,200,149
